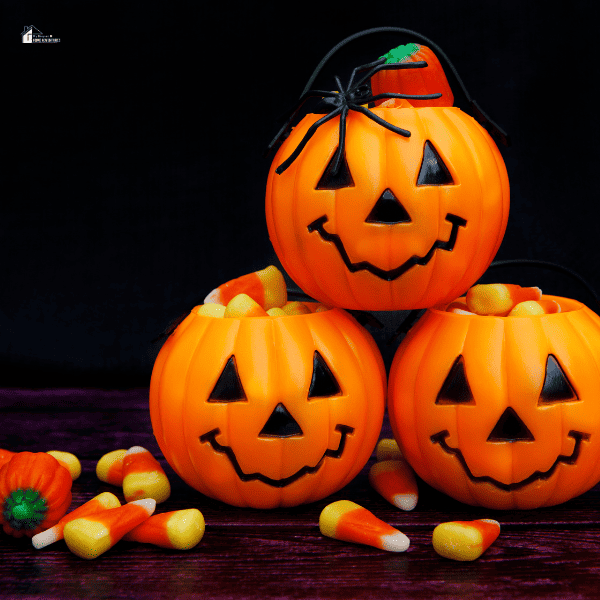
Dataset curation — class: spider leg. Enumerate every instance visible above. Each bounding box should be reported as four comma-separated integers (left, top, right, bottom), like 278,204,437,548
367,92,443,103
347,57,386,89
265,90,342,156
331,107,349,176
275,106,344,174
348,104,411,137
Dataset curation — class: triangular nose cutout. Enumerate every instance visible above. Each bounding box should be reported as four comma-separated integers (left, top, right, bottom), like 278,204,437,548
259,403,303,438
487,407,535,442
365,189,411,224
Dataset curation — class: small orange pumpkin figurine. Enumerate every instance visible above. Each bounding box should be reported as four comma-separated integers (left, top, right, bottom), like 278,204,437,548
0,452,72,537
370,43,454,108
388,295,600,509
150,303,386,508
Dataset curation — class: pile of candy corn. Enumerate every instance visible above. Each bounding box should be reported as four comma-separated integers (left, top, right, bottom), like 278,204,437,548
32,445,204,559
198,265,330,318
0,445,205,559
32,492,205,559
446,283,560,316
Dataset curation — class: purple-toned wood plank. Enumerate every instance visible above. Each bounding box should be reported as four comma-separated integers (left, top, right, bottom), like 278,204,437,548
2,388,600,599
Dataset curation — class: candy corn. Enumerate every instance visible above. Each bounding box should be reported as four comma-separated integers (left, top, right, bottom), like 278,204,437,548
122,446,171,504
508,299,561,317
266,307,287,317
64,499,156,560
223,294,269,318
123,508,205,550
46,451,82,481
319,500,409,552
32,492,121,549
432,519,500,561
508,300,545,316
369,460,418,511
196,303,226,318
446,300,475,315
281,301,311,316
96,449,127,486
466,284,542,316
204,265,287,311
375,438,402,462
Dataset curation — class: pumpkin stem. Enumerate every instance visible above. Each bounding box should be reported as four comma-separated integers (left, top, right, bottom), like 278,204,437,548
379,43,420,64
2,488,47,532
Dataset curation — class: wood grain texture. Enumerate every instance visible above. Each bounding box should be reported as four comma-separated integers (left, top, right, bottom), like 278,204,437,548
2,389,600,599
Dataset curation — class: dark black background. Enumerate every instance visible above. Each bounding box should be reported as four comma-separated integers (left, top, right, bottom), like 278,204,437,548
4,1,599,388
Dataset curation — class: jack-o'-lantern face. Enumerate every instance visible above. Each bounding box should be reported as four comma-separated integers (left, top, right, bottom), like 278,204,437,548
150,305,385,508
266,105,509,310
388,296,600,509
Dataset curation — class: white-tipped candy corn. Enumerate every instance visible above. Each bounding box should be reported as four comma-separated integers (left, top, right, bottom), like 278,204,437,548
432,519,500,561
204,265,287,310
223,294,269,318
196,303,226,317
122,446,171,504
96,449,127,486
375,438,402,462
123,508,205,550
64,499,156,560
32,492,121,549
46,451,82,480
319,500,409,552
369,460,418,511
266,307,287,317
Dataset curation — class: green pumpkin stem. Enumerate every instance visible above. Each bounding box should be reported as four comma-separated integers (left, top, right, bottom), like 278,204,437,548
379,43,420,64
2,488,47,531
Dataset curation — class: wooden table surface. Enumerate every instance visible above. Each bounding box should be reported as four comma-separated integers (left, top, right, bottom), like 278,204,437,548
2,388,600,600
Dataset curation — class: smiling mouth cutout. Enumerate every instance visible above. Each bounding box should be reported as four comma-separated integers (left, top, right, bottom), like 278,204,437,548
431,429,590,491
200,424,354,488
307,213,467,281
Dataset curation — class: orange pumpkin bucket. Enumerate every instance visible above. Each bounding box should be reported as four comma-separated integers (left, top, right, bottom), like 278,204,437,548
150,303,386,508
265,27,510,311
388,294,600,509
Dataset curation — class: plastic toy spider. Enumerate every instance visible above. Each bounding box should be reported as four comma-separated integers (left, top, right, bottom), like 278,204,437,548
266,27,510,178
267,57,442,175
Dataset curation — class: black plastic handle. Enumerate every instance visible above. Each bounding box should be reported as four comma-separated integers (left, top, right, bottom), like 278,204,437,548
299,26,510,147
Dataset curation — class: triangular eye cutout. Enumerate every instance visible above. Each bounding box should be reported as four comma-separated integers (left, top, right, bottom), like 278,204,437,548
487,407,535,442
417,140,454,186
208,356,247,402
436,356,474,405
365,189,411,224
316,148,354,190
539,354,579,404
308,351,341,398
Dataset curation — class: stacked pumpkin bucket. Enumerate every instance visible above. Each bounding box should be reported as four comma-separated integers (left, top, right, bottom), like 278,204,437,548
150,29,600,511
